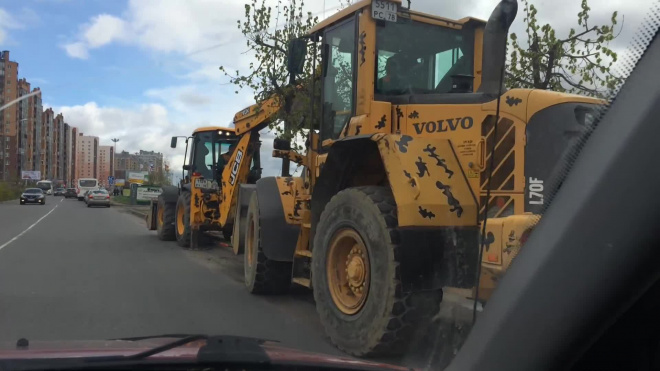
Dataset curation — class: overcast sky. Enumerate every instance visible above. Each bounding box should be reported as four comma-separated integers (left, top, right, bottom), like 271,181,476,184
0,0,651,178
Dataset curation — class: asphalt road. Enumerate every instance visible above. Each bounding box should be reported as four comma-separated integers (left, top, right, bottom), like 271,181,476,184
0,196,341,357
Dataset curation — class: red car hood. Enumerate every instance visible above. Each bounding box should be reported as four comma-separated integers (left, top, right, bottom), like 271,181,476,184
0,338,409,370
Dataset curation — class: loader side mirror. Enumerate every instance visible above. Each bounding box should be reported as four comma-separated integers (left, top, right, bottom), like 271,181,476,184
287,38,307,77
170,137,177,148
273,137,291,151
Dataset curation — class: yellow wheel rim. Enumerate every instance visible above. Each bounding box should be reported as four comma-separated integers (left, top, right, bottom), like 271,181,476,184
246,216,255,268
176,203,185,236
327,228,370,315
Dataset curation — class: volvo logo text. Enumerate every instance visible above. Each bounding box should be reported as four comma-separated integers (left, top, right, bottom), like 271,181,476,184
412,117,474,134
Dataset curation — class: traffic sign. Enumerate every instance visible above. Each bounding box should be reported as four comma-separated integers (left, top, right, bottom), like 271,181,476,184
108,176,115,185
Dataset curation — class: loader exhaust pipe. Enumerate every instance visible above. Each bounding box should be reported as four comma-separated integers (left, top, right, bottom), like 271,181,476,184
478,0,518,95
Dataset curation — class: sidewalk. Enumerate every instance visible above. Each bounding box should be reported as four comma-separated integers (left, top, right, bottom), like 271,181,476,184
111,198,150,219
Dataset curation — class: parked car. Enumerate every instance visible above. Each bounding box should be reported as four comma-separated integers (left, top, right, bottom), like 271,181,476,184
53,188,65,196
64,188,77,198
86,189,110,208
20,188,45,205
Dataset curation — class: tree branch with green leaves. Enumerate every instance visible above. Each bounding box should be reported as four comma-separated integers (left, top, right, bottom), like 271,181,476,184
219,0,321,149
507,0,623,98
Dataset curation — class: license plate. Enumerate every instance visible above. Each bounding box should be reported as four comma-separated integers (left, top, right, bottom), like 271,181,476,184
371,0,397,22
194,178,218,190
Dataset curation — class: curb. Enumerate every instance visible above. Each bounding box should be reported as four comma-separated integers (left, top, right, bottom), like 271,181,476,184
126,208,149,219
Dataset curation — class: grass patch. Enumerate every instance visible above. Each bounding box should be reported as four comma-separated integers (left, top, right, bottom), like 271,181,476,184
0,182,25,202
112,195,131,205
112,195,150,206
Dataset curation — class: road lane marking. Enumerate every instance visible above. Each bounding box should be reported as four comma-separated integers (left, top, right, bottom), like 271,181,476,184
0,205,58,251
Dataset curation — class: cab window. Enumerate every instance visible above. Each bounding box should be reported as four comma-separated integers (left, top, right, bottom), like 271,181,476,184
375,20,473,95
321,18,356,141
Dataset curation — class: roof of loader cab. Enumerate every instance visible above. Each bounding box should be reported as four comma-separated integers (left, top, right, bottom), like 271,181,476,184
192,126,236,135
307,0,486,35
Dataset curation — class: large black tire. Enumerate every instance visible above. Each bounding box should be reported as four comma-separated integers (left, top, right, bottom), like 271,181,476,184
312,186,442,357
175,191,192,248
222,223,233,241
243,193,292,294
156,195,176,241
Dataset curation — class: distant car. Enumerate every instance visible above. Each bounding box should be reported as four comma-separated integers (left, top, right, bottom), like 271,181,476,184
86,189,110,208
64,188,77,198
83,190,92,204
20,188,45,205
53,188,65,196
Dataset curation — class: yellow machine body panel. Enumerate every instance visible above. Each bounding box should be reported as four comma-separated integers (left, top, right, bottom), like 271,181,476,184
373,133,478,227
219,131,255,226
233,95,281,136
274,177,305,225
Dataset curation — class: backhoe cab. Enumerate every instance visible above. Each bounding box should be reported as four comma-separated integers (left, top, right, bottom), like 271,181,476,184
240,0,602,358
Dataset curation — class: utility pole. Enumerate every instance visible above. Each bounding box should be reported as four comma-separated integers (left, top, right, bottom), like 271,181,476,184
111,138,119,177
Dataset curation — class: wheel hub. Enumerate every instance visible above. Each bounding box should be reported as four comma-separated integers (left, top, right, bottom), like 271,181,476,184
327,229,370,315
346,248,366,294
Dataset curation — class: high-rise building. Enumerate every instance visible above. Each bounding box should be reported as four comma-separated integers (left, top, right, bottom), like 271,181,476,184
71,127,77,184
0,51,19,180
75,134,98,180
41,108,54,179
17,78,34,175
31,88,42,172
64,123,72,186
98,145,113,187
53,113,65,181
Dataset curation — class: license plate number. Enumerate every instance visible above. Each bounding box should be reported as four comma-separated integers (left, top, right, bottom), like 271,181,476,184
194,179,218,190
371,0,397,22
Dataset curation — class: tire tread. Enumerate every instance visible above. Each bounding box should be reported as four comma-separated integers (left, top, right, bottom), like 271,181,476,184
314,186,441,357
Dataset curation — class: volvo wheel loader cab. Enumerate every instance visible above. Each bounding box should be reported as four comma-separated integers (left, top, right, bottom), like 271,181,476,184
147,126,263,249
239,0,603,357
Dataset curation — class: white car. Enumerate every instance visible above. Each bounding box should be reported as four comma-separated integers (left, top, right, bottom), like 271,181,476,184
77,178,99,201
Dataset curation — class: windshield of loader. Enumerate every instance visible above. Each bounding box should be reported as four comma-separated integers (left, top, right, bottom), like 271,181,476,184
375,19,474,95
191,131,236,181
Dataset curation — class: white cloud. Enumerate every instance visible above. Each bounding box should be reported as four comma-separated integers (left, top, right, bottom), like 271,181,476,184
83,14,128,47
63,14,128,58
52,82,285,177
0,8,25,43
63,42,89,59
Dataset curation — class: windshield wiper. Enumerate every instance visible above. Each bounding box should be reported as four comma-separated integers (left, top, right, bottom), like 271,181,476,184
91,334,272,364
92,334,208,362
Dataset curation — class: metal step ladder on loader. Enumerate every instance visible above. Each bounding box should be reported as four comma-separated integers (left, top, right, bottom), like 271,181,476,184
237,0,603,358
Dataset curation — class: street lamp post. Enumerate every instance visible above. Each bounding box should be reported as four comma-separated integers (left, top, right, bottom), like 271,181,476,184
111,138,119,191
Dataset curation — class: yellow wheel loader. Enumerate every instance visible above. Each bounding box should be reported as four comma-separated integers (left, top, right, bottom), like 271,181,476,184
233,0,603,357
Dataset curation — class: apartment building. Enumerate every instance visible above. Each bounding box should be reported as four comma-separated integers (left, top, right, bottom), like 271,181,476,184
0,50,18,180
75,134,98,180
97,145,114,186
41,108,54,179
